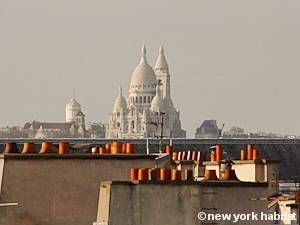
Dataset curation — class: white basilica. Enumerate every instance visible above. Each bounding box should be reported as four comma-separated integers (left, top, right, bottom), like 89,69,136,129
106,46,186,139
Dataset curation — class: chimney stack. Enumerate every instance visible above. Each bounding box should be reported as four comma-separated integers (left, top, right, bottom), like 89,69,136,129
3,143,19,153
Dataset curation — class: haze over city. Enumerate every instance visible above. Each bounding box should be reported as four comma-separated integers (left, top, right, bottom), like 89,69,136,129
1,0,300,137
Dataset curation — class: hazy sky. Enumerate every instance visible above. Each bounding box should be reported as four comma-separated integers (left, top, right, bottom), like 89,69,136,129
1,0,300,137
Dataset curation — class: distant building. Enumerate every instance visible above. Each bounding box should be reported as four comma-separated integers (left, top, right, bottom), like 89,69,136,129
0,126,29,138
222,126,284,138
222,126,248,138
23,98,87,138
87,122,106,138
106,46,186,139
195,120,221,138
0,97,107,139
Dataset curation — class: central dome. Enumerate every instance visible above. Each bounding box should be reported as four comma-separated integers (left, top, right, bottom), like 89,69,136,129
130,46,157,90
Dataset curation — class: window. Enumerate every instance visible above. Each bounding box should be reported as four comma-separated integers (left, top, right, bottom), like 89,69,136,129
148,96,151,103
131,121,135,129
135,96,138,103
139,96,142,103
144,96,146,103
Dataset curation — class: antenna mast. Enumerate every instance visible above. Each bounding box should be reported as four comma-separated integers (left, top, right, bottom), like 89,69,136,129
159,112,166,154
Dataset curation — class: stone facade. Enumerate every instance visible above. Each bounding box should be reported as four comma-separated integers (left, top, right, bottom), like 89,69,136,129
106,46,186,139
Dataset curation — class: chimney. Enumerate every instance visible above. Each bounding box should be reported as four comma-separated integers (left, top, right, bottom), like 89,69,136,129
191,151,196,161
21,142,36,154
138,168,148,181
172,152,177,161
165,145,172,154
171,169,181,181
122,143,126,154
130,168,138,181
59,142,70,154
126,143,135,154
240,149,246,160
204,170,219,180
105,144,111,153
111,142,122,154
150,168,160,181
216,144,223,161
247,144,253,160
210,151,216,162
159,168,171,181
253,148,259,160
39,141,54,154
3,143,19,153
99,147,106,155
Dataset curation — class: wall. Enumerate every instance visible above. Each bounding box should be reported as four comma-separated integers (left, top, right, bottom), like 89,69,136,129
0,155,160,225
105,182,275,225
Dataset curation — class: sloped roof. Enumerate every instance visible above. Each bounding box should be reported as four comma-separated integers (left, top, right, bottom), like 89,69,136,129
24,121,73,130
76,111,85,117
196,120,220,134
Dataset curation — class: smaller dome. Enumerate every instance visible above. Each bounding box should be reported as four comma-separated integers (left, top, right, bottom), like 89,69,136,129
151,85,165,112
113,86,127,112
66,98,81,109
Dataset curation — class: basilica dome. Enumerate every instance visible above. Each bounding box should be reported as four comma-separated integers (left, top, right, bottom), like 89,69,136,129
130,46,157,90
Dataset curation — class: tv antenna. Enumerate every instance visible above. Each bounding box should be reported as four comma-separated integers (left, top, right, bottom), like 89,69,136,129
147,112,166,153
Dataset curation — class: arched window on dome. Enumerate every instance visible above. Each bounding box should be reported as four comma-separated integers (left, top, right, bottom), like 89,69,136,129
148,96,151,103
144,96,146,103
135,96,138,103
131,121,135,129
139,96,142,104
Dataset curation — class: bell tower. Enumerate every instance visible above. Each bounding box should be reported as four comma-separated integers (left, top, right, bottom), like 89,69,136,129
154,46,170,99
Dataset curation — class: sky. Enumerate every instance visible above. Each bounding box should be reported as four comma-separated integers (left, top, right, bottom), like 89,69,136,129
1,0,300,137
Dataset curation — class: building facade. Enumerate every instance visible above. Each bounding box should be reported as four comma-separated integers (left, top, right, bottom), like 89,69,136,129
106,46,186,139
23,98,87,138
